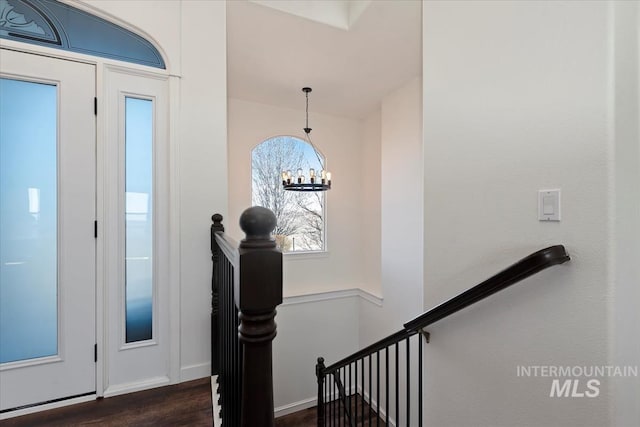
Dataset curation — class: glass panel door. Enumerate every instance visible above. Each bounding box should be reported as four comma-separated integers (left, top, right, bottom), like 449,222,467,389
0,49,96,412
0,78,58,364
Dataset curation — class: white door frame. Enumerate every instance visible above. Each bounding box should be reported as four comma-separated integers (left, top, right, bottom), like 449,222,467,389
0,33,180,416
100,65,171,396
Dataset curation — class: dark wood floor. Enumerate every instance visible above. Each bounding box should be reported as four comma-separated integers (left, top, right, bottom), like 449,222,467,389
277,395,385,427
1,378,213,427
0,378,378,427
1,378,317,427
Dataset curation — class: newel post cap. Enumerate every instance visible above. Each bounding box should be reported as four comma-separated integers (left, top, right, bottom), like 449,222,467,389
212,213,223,224
239,206,277,246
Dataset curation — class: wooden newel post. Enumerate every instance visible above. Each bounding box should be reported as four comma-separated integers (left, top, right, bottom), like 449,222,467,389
211,214,224,376
316,357,326,427
237,207,283,427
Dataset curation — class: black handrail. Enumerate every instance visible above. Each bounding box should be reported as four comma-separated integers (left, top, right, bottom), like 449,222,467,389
404,244,570,331
324,330,413,373
316,245,570,426
322,245,570,374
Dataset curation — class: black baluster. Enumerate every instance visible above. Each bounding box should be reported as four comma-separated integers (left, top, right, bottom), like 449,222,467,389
360,358,364,425
348,362,352,424
406,337,410,426
354,359,358,424
395,343,399,426
419,335,423,426
385,347,389,426
376,351,380,427
331,374,335,427
333,374,336,427
325,371,328,427
342,367,346,427
369,355,372,424
317,358,325,427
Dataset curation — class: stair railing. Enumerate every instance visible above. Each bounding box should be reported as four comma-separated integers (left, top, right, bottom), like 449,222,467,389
211,207,283,427
316,245,570,426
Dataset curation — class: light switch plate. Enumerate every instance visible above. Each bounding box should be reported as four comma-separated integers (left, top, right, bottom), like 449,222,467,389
538,189,561,221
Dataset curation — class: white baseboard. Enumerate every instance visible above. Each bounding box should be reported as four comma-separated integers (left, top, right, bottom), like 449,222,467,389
180,362,211,382
275,396,317,418
103,376,171,398
360,388,397,427
0,394,97,420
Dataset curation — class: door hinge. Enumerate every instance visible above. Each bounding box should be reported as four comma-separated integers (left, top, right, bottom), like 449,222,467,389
94,97,97,115
94,344,98,362
94,220,98,238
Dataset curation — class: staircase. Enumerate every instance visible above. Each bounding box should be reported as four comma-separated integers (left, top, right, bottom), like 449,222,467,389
315,245,570,426
210,208,571,426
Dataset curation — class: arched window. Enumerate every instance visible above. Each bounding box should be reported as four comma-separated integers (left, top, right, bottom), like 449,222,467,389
252,136,326,252
0,0,165,69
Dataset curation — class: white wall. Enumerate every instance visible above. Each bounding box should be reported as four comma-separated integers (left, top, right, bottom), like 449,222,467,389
356,77,424,425
380,77,424,326
227,98,367,296
612,2,640,425
423,2,612,426
361,110,382,297
177,0,228,381
83,0,228,384
359,77,424,348
273,295,359,415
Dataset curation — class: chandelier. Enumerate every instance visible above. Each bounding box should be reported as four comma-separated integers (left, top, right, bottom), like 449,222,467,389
281,87,332,191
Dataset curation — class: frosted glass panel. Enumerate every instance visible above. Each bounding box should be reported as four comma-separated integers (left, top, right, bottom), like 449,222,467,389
0,78,58,363
125,97,153,343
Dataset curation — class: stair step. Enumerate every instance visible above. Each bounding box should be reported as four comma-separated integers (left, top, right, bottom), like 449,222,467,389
211,375,222,426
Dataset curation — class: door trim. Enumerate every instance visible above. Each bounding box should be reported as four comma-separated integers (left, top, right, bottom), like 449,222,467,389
0,49,97,412
1,33,180,405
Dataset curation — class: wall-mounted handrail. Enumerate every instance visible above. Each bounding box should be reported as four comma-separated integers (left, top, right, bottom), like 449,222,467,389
404,245,570,331
316,245,570,426
323,245,569,374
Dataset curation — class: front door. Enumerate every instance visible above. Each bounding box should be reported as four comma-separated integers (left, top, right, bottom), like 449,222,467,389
0,49,96,412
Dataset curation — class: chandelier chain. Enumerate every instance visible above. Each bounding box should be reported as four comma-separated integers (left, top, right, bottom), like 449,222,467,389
304,92,311,130
304,89,325,168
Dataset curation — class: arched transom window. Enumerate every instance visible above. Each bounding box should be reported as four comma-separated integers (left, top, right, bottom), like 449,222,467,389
0,0,165,69
252,136,326,252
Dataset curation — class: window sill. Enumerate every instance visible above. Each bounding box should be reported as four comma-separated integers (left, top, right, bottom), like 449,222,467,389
283,250,329,261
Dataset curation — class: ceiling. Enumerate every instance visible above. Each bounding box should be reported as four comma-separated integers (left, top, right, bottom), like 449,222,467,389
226,0,422,120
